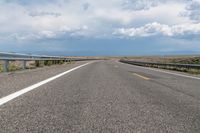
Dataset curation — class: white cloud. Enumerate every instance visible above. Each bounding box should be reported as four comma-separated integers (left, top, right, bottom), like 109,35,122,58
28,11,61,17
122,0,159,10
114,22,200,37
0,0,199,41
39,31,56,38
181,0,200,22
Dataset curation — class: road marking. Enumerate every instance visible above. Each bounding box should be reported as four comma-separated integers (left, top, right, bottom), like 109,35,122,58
133,73,150,80
0,62,92,106
121,62,200,80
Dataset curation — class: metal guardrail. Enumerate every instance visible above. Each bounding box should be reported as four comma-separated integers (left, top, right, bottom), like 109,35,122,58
0,52,67,60
120,60,200,69
0,52,94,72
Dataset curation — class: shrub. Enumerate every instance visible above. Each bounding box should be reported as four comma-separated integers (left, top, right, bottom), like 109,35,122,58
44,61,53,66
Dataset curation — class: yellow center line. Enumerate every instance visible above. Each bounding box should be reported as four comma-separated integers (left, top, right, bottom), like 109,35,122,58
133,73,150,80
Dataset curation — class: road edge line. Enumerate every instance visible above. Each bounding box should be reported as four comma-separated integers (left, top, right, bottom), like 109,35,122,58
0,62,92,106
119,61,200,80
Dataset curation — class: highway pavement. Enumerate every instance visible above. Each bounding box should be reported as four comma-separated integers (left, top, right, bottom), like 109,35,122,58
1,60,200,132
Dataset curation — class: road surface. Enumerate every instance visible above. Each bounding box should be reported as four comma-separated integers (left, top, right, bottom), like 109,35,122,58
1,61,200,132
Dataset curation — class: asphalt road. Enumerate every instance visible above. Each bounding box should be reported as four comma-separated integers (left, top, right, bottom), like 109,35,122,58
1,60,200,132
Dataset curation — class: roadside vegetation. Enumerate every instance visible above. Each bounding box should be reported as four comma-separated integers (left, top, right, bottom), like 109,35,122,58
122,56,200,64
141,63,200,74
171,58,200,64
0,63,3,72
0,60,73,73
121,55,200,75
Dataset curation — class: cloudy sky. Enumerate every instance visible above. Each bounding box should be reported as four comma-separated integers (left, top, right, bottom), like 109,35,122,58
0,0,200,56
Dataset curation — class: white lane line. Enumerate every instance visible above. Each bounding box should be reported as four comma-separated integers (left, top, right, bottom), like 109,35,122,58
119,62,200,80
0,62,92,106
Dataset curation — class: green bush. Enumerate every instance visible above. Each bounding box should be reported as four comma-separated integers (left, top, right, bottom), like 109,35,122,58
58,60,64,64
44,61,53,66
9,64,21,71
187,69,200,74
67,60,75,64
0,64,3,72
35,61,45,67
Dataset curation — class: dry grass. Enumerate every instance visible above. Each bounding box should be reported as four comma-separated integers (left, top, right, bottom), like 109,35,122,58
0,63,3,72
121,55,200,75
122,55,200,64
0,60,67,72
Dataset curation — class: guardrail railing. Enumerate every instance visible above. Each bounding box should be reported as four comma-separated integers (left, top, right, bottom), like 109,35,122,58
120,60,200,69
0,52,94,72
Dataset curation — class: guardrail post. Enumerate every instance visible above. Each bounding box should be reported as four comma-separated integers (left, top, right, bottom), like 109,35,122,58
3,60,9,72
22,60,26,69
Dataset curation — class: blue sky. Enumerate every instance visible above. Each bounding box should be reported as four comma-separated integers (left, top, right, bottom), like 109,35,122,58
0,0,200,56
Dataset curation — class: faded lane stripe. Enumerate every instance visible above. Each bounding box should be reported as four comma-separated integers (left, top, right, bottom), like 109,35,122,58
133,73,150,80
